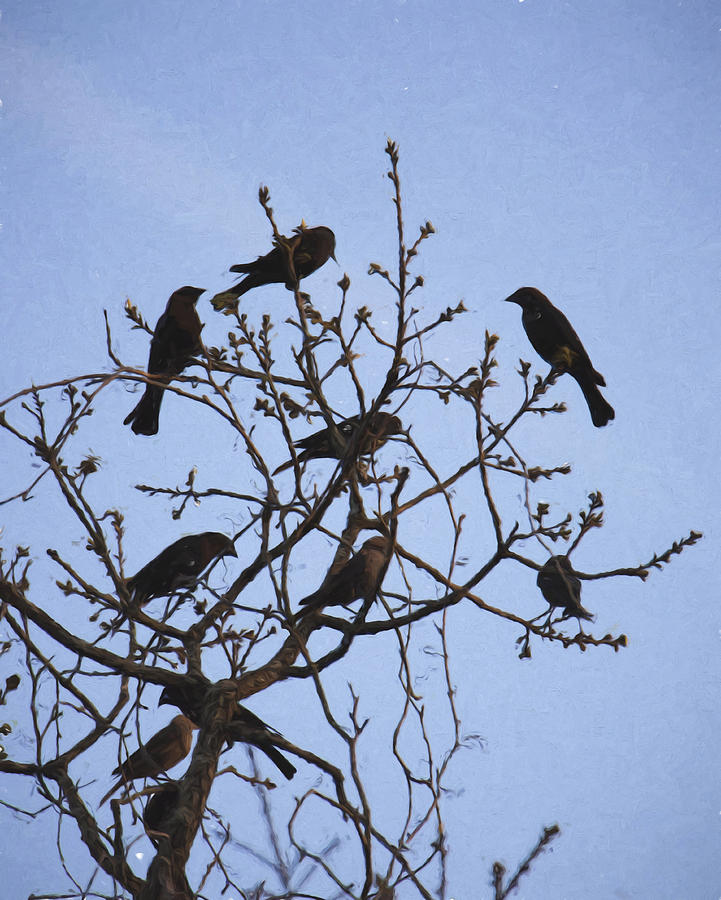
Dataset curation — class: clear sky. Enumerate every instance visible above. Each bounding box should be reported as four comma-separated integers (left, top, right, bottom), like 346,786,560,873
1,1,720,898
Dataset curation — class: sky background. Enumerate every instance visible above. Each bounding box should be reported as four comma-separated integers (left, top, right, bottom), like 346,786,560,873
1,1,720,898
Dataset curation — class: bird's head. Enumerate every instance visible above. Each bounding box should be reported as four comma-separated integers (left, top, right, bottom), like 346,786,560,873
158,685,179,708
338,416,360,436
376,413,403,436
504,287,548,312
317,226,337,262
158,685,204,727
293,224,337,262
548,554,573,573
362,535,393,554
204,532,238,560
159,680,208,709
172,286,206,306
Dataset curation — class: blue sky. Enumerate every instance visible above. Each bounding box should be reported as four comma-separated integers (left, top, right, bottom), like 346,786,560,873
1,1,720,897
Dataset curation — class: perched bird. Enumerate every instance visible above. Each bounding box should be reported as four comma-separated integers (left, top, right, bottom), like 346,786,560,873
224,712,297,781
100,715,196,805
300,535,392,609
126,532,237,606
143,781,180,845
159,685,297,781
218,225,336,300
273,411,403,475
536,555,594,623
123,285,205,436
505,287,615,427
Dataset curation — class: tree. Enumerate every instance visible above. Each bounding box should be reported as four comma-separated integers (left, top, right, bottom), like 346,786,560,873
0,141,701,900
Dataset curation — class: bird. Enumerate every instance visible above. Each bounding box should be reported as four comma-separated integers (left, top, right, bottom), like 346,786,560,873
143,781,180,845
299,535,392,609
214,225,336,302
123,285,205,436
504,287,615,427
536,555,594,623
223,713,297,781
100,715,196,805
273,411,403,475
126,532,237,606
159,684,297,781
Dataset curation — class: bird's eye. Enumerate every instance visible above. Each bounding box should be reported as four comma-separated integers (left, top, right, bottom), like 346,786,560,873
340,423,354,434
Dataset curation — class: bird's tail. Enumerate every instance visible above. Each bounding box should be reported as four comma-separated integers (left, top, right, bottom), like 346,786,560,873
99,777,124,806
210,273,261,309
298,588,322,608
228,271,265,298
228,261,254,274
227,714,298,780
574,371,615,428
123,385,163,436
257,742,297,780
273,448,312,476
272,457,295,476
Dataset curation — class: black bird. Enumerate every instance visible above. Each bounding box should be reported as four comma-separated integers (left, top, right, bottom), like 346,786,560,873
126,532,237,606
505,287,614,427
100,715,196,805
124,286,205,435
218,225,336,300
300,535,392,609
159,684,296,781
536,555,594,623
273,411,402,475
143,781,180,845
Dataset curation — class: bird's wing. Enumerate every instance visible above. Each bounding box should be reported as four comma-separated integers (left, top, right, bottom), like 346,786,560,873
294,417,358,452
300,550,362,607
547,307,598,375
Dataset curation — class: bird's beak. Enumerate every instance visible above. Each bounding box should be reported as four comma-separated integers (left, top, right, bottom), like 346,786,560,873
227,545,239,558
331,250,338,263
158,688,169,706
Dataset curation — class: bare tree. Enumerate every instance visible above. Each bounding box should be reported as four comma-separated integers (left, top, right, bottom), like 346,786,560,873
0,140,701,900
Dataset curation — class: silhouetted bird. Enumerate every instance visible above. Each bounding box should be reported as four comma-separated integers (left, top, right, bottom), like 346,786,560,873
219,225,336,300
505,287,614,427
100,715,196,805
124,286,205,435
126,532,237,606
300,535,392,609
273,412,403,475
536,555,594,623
159,685,296,781
223,713,297,780
143,781,180,845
